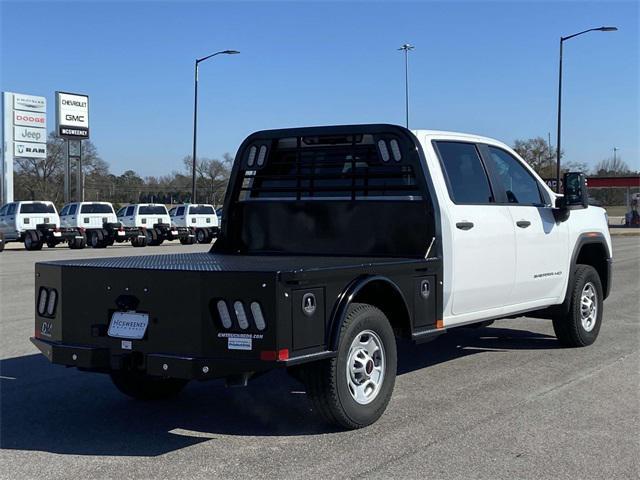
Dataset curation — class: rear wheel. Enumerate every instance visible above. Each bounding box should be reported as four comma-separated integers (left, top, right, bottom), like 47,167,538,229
145,228,160,246
180,236,195,245
302,302,397,429
131,235,147,247
553,264,603,347
196,229,212,244
110,371,188,400
24,231,43,251
68,234,86,249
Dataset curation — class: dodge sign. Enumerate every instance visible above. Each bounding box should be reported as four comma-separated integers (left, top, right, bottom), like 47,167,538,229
56,91,89,138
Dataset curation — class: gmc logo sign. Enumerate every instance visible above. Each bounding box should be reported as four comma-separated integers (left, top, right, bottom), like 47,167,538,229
65,114,85,122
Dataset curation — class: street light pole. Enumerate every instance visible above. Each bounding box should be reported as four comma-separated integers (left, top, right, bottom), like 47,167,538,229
555,26,617,193
398,43,414,129
613,147,618,163
191,49,240,203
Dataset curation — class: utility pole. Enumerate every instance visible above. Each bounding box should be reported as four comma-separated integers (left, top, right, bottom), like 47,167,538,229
398,44,414,129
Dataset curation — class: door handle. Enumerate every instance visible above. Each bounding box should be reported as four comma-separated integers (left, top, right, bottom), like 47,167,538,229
456,221,474,230
516,220,531,228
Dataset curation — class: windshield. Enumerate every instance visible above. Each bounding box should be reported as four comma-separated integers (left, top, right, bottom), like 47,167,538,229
189,205,215,215
20,203,56,214
139,206,167,215
80,204,114,214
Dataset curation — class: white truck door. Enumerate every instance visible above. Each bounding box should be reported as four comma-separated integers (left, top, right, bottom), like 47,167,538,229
485,146,569,305
434,141,517,316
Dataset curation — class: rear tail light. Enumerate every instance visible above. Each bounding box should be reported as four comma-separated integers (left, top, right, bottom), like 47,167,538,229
250,302,266,331
24,218,30,224
233,301,249,330
84,218,89,223
46,289,58,316
247,145,257,167
37,288,48,316
217,300,232,329
37,287,58,317
44,217,49,223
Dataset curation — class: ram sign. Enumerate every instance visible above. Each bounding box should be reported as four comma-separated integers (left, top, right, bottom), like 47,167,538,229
56,92,89,139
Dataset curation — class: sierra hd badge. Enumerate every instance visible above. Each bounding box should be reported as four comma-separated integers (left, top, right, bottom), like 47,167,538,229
302,293,316,316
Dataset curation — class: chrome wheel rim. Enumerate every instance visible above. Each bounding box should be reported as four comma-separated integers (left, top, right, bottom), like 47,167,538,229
580,282,598,332
346,330,385,405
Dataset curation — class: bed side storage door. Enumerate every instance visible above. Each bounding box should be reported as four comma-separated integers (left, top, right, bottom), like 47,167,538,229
433,141,516,318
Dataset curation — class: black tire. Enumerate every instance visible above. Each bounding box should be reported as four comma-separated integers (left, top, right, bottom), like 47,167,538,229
24,231,43,251
145,228,159,246
179,236,195,245
46,239,58,248
196,229,212,244
132,235,147,247
0,232,5,252
68,234,86,249
553,264,604,347
90,230,106,248
302,302,397,429
110,370,189,400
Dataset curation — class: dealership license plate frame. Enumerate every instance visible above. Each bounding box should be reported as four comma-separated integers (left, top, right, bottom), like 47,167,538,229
108,311,150,340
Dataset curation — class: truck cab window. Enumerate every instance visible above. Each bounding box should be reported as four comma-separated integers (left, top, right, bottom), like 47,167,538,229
69,204,77,215
435,142,494,204
487,147,544,205
176,206,185,216
125,206,135,216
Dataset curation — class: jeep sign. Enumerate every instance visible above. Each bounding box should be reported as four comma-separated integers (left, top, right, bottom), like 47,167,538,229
14,126,47,143
56,91,89,138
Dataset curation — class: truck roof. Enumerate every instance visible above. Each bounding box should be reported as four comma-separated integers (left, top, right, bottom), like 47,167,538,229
412,129,512,149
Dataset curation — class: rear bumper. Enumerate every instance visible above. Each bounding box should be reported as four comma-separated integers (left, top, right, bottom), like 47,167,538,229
30,337,334,380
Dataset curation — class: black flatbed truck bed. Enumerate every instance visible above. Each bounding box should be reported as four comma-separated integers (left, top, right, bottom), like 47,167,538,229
31,252,441,378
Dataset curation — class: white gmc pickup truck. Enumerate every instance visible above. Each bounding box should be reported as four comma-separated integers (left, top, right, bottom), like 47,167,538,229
31,125,612,429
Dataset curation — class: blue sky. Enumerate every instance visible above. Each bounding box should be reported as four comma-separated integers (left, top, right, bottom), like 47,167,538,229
1,0,638,176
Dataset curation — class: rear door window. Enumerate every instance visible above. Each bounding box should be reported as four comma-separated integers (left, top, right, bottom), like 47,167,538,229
176,206,185,216
435,142,494,204
69,204,77,215
7,204,17,215
125,206,135,216
487,147,544,205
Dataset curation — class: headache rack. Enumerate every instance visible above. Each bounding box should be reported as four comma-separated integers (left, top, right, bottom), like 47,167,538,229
237,134,422,201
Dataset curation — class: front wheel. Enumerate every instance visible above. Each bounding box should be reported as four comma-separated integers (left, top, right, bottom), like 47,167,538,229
110,371,189,400
302,302,397,429
553,264,604,347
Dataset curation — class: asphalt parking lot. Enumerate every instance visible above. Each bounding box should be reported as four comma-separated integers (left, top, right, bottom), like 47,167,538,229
1,237,638,480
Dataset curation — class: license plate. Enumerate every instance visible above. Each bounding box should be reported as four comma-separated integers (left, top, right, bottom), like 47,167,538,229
53,231,62,237
117,230,125,236
108,311,149,339
171,230,178,236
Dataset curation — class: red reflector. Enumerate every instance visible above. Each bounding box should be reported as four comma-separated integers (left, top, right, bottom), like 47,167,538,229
260,350,277,361
278,349,289,361
260,349,290,361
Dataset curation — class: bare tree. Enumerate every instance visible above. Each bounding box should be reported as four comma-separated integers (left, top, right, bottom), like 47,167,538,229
594,156,631,176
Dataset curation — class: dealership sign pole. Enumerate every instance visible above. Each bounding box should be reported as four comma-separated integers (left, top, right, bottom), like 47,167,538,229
56,92,89,202
1,92,48,204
